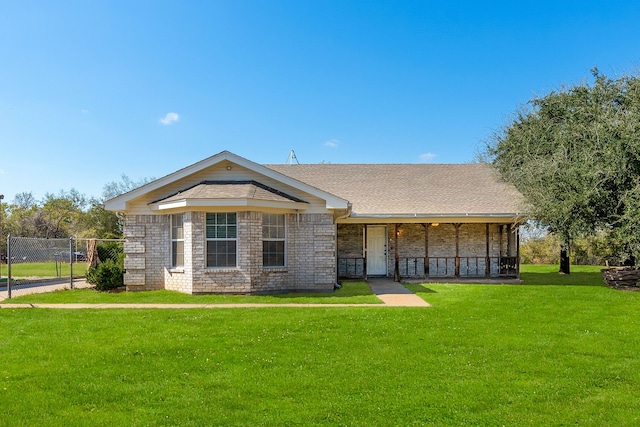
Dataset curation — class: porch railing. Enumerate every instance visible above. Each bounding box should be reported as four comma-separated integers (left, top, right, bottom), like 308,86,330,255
338,257,365,278
338,256,519,280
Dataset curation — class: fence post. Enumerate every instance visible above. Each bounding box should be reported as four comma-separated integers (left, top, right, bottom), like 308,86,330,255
7,234,11,299
69,237,74,289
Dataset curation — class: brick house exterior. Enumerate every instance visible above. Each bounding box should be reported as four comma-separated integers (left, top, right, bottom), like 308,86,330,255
105,151,524,294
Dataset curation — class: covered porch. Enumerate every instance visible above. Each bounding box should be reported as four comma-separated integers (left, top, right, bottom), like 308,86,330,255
337,222,520,282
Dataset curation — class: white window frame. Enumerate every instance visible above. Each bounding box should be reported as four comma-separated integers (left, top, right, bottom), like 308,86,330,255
262,213,286,268
205,212,238,268
171,214,184,268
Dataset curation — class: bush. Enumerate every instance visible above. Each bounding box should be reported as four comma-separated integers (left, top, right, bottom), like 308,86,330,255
86,242,125,291
96,241,124,265
86,259,124,291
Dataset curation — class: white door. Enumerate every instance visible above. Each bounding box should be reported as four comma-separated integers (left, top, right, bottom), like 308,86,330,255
367,226,387,275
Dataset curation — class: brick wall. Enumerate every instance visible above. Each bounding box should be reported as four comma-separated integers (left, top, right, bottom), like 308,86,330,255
123,211,337,294
337,223,510,279
123,215,168,291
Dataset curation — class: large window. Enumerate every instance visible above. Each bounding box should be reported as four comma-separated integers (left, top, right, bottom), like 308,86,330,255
171,214,184,267
263,213,285,267
206,213,237,267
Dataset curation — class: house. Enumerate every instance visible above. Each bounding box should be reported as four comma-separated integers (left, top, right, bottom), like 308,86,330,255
104,150,524,294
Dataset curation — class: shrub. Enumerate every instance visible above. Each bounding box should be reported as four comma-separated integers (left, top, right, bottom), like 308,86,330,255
86,242,125,291
86,259,124,291
96,241,124,265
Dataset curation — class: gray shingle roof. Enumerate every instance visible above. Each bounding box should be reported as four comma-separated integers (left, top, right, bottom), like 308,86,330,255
266,163,523,216
153,181,306,204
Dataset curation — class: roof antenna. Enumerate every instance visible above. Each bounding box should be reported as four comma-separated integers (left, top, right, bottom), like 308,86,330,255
286,149,300,165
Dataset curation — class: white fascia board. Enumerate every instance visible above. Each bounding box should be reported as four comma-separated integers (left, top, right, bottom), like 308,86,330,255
338,212,525,224
104,150,349,212
152,198,309,211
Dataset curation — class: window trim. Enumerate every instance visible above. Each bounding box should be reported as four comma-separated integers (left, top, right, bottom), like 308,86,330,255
170,214,184,268
205,212,238,269
262,213,286,268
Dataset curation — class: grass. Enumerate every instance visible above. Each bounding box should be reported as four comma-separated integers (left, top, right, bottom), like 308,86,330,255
4,261,88,278
2,265,640,425
520,263,606,286
2,281,382,305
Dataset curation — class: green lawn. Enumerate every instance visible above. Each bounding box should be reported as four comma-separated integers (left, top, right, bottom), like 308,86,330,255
1,266,639,425
2,281,381,305
4,261,88,278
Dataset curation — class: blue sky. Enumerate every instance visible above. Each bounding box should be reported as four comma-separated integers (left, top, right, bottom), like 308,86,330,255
2,1,640,203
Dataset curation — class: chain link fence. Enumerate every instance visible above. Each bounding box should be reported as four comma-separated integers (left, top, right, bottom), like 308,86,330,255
1,236,124,299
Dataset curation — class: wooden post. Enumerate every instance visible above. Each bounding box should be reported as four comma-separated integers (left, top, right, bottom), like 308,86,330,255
454,223,461,278
424,223,430,277
485,223,491,278
363,225,367,281
394,224,400,282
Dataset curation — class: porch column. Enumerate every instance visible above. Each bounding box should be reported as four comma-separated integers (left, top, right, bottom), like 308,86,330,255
454,223,461,278
424,223,430,277
485,223,491,278
394,224,400,282
363,225,367,281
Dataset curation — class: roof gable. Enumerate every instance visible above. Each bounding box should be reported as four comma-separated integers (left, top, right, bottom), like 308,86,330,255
149,180,308,211
104,151,349,211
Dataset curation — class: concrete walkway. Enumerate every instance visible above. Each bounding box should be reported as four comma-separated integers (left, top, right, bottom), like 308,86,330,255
0,279,430,308
367,279,431,307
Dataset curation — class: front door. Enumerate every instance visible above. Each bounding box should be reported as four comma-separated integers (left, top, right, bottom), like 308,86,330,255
367,226,387,275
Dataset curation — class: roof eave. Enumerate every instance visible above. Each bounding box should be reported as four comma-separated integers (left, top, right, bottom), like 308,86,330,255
338,212,526,224
151,198,309,211
104,151,349,212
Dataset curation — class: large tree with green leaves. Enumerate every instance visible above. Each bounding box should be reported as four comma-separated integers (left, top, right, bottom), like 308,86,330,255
3,175,154,241
484,69,640,273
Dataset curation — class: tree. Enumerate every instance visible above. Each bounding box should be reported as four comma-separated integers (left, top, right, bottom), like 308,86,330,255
5,192,39,237
483,69,640,273
38,189,87,238
4,175,154,240
102,174,154,200
94,175,155,237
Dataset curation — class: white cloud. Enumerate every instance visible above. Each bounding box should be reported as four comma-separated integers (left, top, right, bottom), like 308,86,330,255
81,109,90,115
159,112,180,125
324,139,339,148
419,152,437,162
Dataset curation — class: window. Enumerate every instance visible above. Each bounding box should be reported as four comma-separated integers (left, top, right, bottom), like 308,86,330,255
171,214,184,267
206,213,237,267
263,213,285,267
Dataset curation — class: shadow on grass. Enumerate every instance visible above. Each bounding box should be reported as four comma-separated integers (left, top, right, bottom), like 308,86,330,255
404,284,438,294
520,265,607,287
268,281,375,299
2,280,383,304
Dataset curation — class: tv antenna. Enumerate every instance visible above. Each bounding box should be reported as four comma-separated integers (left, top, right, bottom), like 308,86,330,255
286,149,300,164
